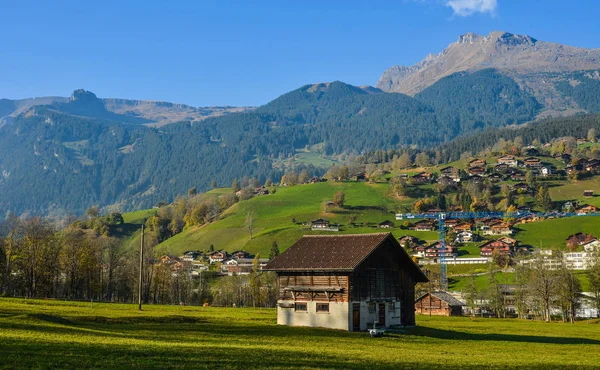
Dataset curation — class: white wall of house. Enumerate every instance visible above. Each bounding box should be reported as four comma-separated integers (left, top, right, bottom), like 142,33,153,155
276,300,401,331
277,301,350,331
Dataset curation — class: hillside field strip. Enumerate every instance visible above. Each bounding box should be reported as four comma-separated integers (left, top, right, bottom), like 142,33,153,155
1,298,599,369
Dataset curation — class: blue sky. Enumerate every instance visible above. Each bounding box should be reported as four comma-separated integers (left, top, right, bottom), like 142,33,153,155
1,0,599,106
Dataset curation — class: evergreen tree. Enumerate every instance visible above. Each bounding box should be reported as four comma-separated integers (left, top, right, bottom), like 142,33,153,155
231,179,240,193
536,185,553,211
269,241,280,260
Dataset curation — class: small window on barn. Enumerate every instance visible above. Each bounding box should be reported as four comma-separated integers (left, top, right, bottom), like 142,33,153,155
316,303,329,312
368,302,376,313
294,303,307,312
388,302,396,312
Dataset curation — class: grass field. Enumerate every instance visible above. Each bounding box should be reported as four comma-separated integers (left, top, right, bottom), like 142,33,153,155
1,298,599,369
515,216,600,249
154,182,439,257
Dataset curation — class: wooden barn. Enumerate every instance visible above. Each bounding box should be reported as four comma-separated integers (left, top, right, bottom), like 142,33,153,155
415,292,464,316
264,233,428,331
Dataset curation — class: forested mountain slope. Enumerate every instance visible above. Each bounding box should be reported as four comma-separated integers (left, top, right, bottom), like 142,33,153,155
378,31,600,116
0,74,576,217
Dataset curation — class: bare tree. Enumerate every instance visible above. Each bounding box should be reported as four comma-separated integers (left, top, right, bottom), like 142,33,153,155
528,255,556,322
513,263,530,319
555,263,581,323
589,254,600,318
245,211,256,240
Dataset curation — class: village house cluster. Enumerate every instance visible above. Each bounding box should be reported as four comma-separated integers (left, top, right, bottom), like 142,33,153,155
392,215,599,270
409,147,600,190
159,249,270,276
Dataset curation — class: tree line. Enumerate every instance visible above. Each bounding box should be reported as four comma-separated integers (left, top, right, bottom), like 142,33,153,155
0,207,278,307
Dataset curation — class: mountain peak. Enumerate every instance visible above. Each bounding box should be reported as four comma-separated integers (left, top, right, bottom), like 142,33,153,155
70,89,100,102
456,32,483,44
377,31,600,98
456,31,536,46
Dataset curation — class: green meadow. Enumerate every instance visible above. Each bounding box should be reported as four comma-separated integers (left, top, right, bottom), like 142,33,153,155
112,180,600,259
1,298,599,369
154,182,438,257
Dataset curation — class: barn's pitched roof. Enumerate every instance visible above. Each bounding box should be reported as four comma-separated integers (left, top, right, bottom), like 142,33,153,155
264,233,428,281
416,291,464,307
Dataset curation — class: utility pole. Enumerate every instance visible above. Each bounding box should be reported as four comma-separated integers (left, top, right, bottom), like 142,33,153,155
138,223,144,310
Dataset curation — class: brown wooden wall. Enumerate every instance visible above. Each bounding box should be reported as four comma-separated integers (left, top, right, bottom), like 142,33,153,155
277,273,349,302
415,295,461,316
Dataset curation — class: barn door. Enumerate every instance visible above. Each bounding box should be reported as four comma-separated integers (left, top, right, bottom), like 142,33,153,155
378,303,386,326
352,303,360,331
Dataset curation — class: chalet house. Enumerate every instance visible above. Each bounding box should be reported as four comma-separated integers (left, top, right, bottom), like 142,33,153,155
479,240,513,257
541,165,557,177
482,222,512,236
565,165,581,175
455,231,477,244
444,219,460,229
254,186,270,195
467,166,486,176
576,205,598,215
423,242,458,260
523,157,541,169
439,166,461,182
454,223,472,232
497,236,517,248
583,239,600,252
494,163,509,173
523,146,539,156
555,153,572,164
566,232,596,248
411,244,428,258
576,137,588,145
517,214,539,224
181,251,201,262
410,172,432,185
223,257,269,275
311,219,330,230
585,160,600,174
468,158,486,168
415,292,464,316
477,218,495,232
584,190,594,198
410,220,436,231
378,220,395,229
231,250,250,259
510,172,525,181
209,251,228,264
264,233,429,331
512,182,529,193
398,235,420,248
489,173,504,183
497,155,518,167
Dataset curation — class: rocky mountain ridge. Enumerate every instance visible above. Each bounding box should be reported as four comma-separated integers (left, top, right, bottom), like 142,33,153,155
0,91,253,127
377,31,600,115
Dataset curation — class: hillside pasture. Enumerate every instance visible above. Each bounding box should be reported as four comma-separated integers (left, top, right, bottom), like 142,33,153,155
514,216,600,249
155,182,440,257
550,177,600,207
1,298,599,369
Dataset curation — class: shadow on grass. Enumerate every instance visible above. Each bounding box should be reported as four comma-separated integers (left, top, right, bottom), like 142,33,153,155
344,205,387,212
407,326,600,345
